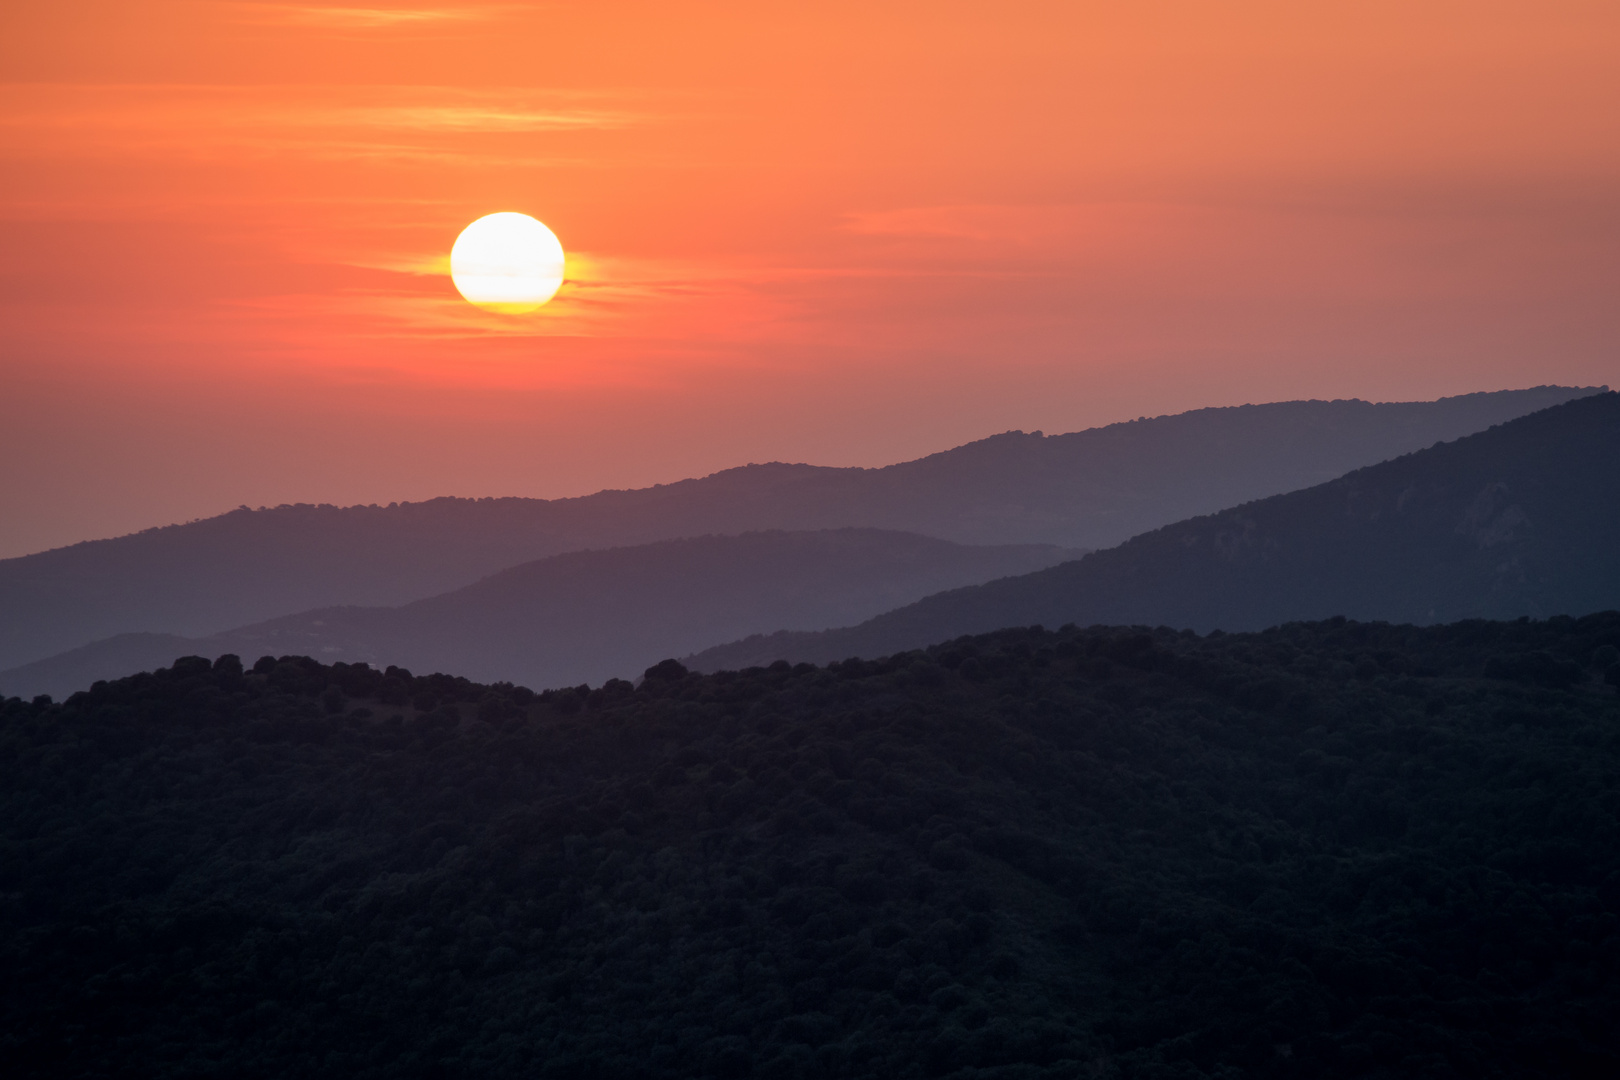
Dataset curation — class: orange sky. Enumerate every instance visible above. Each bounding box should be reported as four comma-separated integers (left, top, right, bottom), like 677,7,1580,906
3,1,1618,557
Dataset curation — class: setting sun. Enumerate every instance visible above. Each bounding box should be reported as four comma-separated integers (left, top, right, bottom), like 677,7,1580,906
449,212,565,313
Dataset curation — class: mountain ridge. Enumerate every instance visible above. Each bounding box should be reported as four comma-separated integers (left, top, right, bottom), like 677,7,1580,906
0,385,1600,670
688,391,1620,671
0,529,1077,699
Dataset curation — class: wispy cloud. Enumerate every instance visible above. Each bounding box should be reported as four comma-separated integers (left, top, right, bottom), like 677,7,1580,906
248,248,812,351
230,4,512,29
0,85,636,132
840,202,1213,263
842,205,1073,243
0,84,643,166
329,105,632,132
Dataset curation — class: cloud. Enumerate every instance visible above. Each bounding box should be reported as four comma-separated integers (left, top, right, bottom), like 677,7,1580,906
838,202,1231,266
329,105,633,132
842,205,1080,243
248,247,814,354
0,84,634,132
0,85,641,166
229,4,511,29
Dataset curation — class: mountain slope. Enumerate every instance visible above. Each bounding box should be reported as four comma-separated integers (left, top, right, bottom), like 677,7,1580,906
689,392,1620,671
0,530,1076,699
0,385,1596,670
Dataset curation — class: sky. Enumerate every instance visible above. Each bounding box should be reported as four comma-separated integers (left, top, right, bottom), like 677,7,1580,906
2,1,1618,558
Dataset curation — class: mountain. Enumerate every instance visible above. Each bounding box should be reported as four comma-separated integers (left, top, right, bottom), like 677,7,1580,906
688,391,1620,672
0,530,1077,700
5,616,1618,1077
0,385,1598,671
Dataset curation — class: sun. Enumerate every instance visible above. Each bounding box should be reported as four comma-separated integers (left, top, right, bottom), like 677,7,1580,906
449,212,566,313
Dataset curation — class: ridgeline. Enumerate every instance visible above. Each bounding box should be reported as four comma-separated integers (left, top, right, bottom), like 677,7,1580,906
0,529,1078,701
1,385,1596,672
690,391,1620,672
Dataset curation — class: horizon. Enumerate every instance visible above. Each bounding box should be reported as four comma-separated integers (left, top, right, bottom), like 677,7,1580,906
2,383,1606,560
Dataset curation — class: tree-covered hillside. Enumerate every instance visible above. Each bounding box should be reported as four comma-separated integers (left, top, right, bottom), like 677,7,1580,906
4,615,1619,1078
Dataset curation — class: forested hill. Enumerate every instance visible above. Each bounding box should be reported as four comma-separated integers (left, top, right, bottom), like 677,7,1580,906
4,616,1619,1078
0,385,1596,671
0,530,1077,700
689,391,1620,673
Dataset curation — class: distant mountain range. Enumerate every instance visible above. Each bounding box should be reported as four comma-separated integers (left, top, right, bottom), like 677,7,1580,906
0,385,1596,672
688,391,1620,672
0,530,1076,700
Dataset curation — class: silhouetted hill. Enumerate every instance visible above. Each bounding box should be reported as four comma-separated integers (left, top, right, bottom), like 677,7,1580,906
689,392,1620,671
5,616,1619,1077
0,386,1596,670
0,530,1076,700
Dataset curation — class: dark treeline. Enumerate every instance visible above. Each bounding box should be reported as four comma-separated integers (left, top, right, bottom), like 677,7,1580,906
3,615,1619,1078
